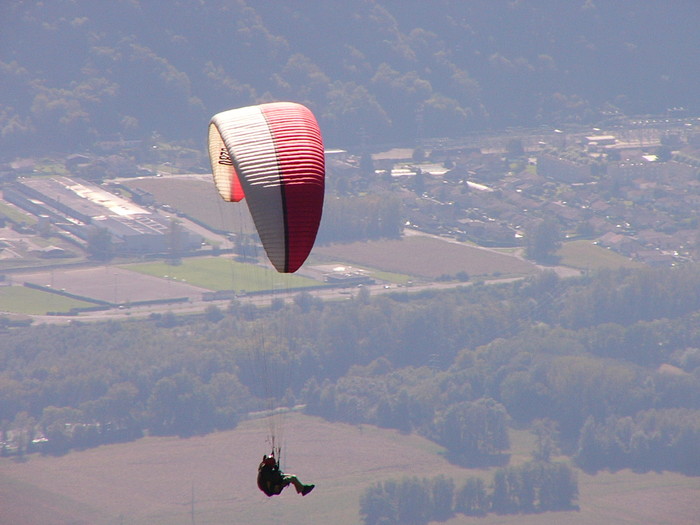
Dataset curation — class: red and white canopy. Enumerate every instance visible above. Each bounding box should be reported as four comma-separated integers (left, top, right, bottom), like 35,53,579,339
208,102,325,273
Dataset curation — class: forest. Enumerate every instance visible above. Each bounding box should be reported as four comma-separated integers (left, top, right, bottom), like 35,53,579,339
2,264,699,483
2,0,699,155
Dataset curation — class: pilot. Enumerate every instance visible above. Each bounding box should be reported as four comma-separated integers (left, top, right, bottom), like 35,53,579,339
257,453,315,497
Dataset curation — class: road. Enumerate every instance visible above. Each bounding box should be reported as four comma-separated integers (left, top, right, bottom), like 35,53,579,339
26,277,479,325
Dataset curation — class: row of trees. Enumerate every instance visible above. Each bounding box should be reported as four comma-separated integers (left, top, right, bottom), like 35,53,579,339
576,409,700,475
1,266,699,471
360,460,578,525
2,369,247,457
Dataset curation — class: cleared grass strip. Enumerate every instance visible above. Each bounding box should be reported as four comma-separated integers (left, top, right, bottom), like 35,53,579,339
121,256,319,292
0,286,94,314
558,240,644,271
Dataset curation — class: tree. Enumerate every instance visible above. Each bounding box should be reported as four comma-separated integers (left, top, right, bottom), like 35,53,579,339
360,481,397,525
432,398,510,465
431,475,455,521
397,478,431,525
491,461,578,513
40,406,84,455
454,477,487,516
155,310,179,328
499,370,549,424
204,304,224,323
547,462,579,510
412,146,426,162
360,151,375,175
84,382,138,424
525,220,561,263
506,138,524,158
656,145,672,162
532,418,559,462
86,226,114,261
574,416,602,472
575,220,595,237
10,412,36,457
293,291,322,313
147,373,215,436
411,169,426,194
490,468,516,514
166,218,184,264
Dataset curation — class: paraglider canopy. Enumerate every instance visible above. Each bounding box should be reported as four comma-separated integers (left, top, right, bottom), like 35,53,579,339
208,102,325,273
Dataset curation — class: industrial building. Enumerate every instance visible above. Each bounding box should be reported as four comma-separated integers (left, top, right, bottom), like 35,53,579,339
5,176,202,254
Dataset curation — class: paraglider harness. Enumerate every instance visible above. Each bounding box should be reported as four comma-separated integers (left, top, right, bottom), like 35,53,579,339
257,444,284,497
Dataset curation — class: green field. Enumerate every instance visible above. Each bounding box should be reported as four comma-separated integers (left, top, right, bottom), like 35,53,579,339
363,267,415,285
122,256,321,292
558,240,645,271
0,285,94,314
1,414,698,525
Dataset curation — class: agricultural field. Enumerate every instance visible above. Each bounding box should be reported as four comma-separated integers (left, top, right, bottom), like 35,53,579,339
0,234,547,316
120,177,542,281
313,235,540,280
14,265,209,305
1,414,698,525
123,176,256,234
557,240,645,271
0,257,324,316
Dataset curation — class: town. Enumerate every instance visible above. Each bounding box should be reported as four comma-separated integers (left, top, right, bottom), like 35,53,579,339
327,114,700,267
2,115,700,272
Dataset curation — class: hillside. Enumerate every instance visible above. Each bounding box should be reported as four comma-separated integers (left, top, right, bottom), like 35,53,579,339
2,1,699,154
